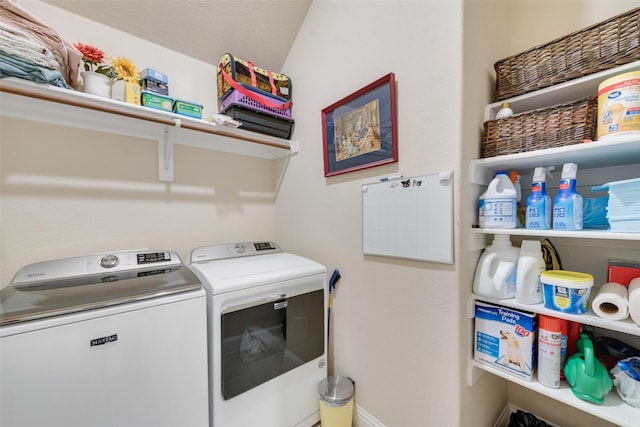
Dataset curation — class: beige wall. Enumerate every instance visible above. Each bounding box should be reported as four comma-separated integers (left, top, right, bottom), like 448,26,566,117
509,1,639,55
277,1,464,425
0,118,278,282
461,2,512,425
2,1,639,426
275,0,640,425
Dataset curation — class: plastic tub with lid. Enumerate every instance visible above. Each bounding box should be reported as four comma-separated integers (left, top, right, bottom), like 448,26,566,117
541,270,593,314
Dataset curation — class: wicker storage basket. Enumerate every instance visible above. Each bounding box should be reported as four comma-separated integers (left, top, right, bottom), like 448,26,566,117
481,97,598,158
495,8,640,101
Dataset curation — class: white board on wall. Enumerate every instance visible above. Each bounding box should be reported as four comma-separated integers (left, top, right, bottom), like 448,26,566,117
362,171,453,263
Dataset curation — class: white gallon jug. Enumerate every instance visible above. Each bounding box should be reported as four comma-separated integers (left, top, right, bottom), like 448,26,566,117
473,234,519,299
479,171,517,229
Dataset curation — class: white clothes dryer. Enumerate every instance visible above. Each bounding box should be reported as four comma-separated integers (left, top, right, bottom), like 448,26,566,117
188,242,327,427
0,250,209,427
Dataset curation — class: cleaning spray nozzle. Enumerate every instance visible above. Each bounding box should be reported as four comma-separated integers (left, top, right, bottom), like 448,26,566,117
533,167,547,182
561,163,578,179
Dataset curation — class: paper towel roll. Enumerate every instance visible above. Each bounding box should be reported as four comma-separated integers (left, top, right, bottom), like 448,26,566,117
629,278,640,326
592,282,629,321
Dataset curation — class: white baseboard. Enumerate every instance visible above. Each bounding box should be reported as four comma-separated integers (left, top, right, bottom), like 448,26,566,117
356,404,385,427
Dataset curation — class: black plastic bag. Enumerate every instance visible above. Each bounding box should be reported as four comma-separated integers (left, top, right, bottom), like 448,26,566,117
507,409,552,427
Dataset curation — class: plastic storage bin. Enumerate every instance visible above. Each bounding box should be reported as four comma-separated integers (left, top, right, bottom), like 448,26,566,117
318,376,355,427
541,270,593,314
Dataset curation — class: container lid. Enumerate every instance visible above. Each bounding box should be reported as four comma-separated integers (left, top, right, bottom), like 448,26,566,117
510,171,520,182
561,163,578,179
492,234,512,244
140,90,174,101
174,99,204,108
318,375,354,406
539,314,562,331
520,240,541,255
540,270,593,288
598,71,640,91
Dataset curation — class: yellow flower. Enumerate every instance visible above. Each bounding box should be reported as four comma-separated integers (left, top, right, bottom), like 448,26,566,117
111,57,140,83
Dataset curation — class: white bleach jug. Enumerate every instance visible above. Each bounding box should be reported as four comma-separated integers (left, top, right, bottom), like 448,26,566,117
479,171,518,229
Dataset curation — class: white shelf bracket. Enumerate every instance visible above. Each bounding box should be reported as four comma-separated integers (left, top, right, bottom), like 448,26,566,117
159,122,180,182
289,140,300,154
467,363,485,386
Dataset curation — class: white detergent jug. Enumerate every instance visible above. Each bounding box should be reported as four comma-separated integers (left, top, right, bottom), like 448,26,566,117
473,234,519,299
515,240,545,304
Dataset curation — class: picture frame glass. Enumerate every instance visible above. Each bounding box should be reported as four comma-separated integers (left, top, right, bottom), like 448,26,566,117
322,73,397,177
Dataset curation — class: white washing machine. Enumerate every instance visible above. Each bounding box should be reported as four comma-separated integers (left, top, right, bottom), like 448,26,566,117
188,242,327,427
0,250,209,427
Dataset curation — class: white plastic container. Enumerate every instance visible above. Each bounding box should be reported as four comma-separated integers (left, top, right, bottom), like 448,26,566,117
473,234,519,299
479,171,518,229
538,314,562,388
597,71,640,141
496,102,514,119
516,240,545,304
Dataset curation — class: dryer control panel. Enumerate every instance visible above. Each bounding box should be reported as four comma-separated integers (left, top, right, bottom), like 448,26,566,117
11,250,181,285
190,242,282,263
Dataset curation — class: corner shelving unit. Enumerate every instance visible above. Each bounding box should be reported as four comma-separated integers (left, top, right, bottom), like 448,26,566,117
468,61,640,427
0,78,298,182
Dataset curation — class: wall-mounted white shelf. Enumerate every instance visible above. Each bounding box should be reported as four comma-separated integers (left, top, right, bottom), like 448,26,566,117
484,60,640,121
471,135,640,185
471,227,640,241
470,360,639,427
0,78,298,182
470,295,640,337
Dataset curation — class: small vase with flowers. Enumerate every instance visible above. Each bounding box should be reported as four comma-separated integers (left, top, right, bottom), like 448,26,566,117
74,42,117,98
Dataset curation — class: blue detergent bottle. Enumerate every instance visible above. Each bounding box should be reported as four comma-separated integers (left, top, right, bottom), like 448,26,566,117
553,163,583,230
526,167,551,229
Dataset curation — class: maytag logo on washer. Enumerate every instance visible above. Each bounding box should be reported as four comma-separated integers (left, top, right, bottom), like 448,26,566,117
90,334,118,347
27,272,45,278
273,301,288,310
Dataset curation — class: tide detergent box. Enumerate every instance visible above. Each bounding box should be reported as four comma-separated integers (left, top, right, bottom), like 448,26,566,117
474,301,537,381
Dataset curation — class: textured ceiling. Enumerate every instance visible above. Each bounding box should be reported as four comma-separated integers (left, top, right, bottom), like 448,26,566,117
42,0,313,71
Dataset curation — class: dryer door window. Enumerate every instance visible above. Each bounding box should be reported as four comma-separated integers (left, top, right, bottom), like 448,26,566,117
221,289,324,400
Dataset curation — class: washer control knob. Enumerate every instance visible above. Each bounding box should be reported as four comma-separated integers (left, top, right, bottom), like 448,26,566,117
100,255,120,268
234,243,246,254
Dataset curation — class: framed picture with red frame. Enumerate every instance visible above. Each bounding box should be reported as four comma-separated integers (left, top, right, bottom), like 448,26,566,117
322,73,398,177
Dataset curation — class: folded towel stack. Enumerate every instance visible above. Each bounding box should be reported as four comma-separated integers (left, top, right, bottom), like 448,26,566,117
0,0,80,88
